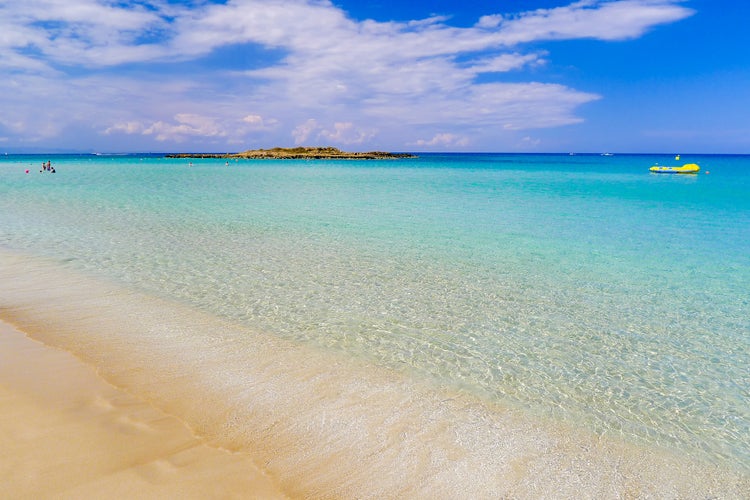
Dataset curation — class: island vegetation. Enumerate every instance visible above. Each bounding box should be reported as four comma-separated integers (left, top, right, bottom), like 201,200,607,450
166,147,416,160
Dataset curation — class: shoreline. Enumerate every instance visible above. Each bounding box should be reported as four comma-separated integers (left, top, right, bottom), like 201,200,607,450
1,248,747,497
0,319,288,498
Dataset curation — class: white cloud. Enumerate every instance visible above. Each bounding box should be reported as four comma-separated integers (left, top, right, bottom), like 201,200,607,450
1,1,694,69
242,114,263,124
291,119,376,146
412,133,470,148
292,119,320,145
476,15,504,29
0,0,695,150
105,114,227,142
1,0,172,67
104,121,144,135
467,52,546,73
492,0,694,43
319,122,376,145
520,136,542,147
240,114,278,132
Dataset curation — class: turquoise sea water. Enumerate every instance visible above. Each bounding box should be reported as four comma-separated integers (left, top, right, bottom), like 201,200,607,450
1,153,749,492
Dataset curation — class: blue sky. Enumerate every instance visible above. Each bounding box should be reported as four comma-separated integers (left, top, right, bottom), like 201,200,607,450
1,0,748,153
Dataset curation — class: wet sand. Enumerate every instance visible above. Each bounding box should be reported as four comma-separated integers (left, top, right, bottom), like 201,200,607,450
0,320,287,498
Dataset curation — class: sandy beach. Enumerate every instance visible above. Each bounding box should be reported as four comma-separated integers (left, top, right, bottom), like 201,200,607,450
0,320,287,498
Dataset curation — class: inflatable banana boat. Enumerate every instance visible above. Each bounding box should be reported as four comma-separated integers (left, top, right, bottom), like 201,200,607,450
649,163,700,174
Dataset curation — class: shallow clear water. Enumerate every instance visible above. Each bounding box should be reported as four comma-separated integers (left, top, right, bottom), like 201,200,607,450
1,153,749,473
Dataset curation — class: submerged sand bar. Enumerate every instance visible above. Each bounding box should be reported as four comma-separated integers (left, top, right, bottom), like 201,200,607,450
166,146,416,160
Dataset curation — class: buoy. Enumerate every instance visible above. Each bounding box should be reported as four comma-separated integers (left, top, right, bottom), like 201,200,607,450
25,169,29,174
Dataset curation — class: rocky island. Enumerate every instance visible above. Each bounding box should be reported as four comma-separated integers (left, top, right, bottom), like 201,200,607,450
166,147,416,160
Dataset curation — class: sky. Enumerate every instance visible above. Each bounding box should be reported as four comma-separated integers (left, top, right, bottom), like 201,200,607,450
1,0,749,153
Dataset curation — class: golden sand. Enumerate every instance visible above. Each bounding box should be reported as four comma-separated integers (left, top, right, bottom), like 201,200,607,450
0,320,287,499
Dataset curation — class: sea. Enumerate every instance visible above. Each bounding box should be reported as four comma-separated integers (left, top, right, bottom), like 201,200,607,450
1,152,748,497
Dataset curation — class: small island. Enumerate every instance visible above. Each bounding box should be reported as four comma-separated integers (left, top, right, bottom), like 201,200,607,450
166,147,416,160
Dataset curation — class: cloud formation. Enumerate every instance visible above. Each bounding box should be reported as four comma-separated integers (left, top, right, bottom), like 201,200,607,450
412,133,470,148
0,0,694,151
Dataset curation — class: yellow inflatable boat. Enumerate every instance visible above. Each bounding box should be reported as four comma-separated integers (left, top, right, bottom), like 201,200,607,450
649,163,700,174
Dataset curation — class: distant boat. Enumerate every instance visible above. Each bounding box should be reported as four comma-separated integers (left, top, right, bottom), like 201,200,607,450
649,163,700,174
601,153,614,156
